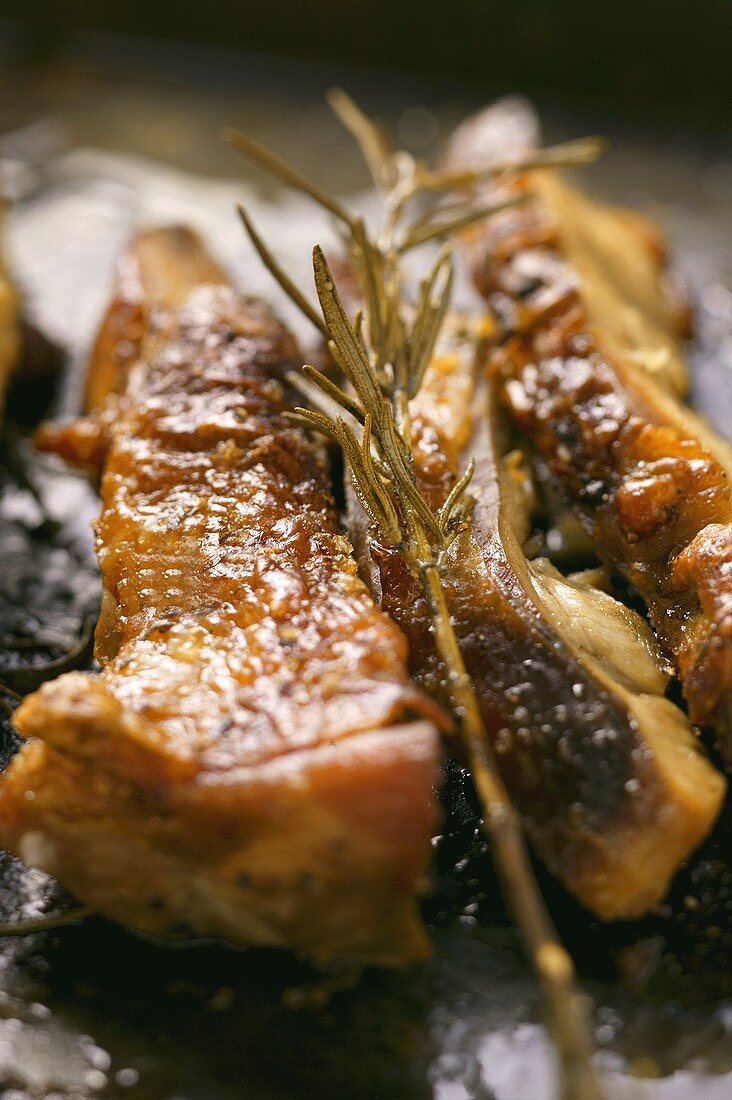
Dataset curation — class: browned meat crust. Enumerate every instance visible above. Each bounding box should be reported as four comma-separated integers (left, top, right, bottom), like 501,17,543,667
84,225,230,413
35,227,229,472
0,228,443,965
348,314,724,920
445,99,732,757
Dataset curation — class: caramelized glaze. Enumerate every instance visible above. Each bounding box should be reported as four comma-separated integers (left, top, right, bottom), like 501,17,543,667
0,229,443,965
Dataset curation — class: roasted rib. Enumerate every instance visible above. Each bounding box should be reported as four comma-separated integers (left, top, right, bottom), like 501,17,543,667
444,98,732,759
0,227,443,965
348,311,725,920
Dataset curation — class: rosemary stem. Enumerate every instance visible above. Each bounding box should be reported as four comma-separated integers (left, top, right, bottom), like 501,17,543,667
393,388,412,449
230,94,605,1100
411,536,601,1100
395,321,598,1097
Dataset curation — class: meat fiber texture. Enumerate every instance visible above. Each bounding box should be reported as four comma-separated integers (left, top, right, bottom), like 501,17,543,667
0,229,443,966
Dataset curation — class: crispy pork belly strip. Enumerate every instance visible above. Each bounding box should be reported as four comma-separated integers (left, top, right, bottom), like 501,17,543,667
0,206,20,417
0,229,443,965
444,99,732,754
349,313,724,920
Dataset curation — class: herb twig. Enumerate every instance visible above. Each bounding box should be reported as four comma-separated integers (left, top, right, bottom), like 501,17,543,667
229,91,603,1100
237,206,328,338
223,128,353,226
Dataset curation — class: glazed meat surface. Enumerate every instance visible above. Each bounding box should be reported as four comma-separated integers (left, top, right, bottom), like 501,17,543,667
349,313,724,919
35,226,229,473
0,228,442,965
445,98,732,759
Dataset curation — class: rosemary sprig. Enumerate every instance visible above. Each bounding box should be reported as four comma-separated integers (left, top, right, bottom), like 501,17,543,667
326,87,399,195
237,206,328,338
229,91,603,1100
398,194,527,252
223,128,353,227
416,134,605,193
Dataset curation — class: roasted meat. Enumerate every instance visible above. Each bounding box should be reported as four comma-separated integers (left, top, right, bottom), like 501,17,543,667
444,98,732,759
0,227,443,965
34,226,229,473
348,311,725,920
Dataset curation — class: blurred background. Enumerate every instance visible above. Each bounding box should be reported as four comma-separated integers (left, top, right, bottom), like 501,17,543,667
0,1,731,175
1,1,732,129
0,0,730,423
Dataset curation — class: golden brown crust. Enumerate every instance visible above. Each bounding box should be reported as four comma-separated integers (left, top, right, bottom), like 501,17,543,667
85,225,229,412
34,226,230,474
1,229,443,964
445,102,732,756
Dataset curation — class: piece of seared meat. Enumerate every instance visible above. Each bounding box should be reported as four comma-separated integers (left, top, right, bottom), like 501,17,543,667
348,311,724,920
444,97,732,761
0,227,444,966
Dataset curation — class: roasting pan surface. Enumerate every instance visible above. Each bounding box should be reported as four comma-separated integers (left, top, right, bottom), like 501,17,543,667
0,43,731,1099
